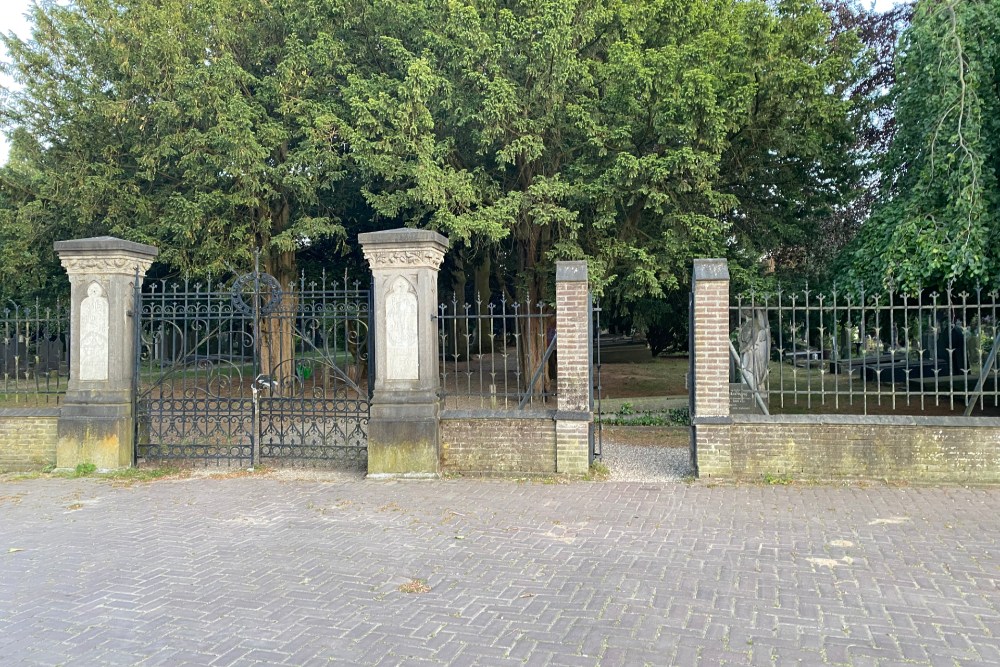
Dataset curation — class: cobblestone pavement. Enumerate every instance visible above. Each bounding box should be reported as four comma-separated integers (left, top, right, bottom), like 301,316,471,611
1,474,998,666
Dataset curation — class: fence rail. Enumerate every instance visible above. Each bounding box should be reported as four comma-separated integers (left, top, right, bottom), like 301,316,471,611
438,294,556,411
0,299,70,405
731,286,1000,416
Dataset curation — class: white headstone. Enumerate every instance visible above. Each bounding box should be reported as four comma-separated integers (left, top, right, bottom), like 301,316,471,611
385,276,419,380
79,282,109,381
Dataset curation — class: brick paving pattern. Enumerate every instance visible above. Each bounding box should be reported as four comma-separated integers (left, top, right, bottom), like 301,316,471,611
1,475,998,666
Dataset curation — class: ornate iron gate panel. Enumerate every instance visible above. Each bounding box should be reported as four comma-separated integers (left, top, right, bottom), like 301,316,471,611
134,272,371,468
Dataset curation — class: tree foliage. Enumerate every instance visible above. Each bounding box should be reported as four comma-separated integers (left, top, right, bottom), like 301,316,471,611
1,0,357,290
0,0,872,325
848,0,1000,291
337,0,870,304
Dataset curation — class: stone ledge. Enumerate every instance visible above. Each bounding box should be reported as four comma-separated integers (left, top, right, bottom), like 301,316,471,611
54,236,158,258
0,408,61,417
693,258,729,281
555,261,588,282
692,416,733,425
732,414,1000,427
358,228,449,249
442,410,556,420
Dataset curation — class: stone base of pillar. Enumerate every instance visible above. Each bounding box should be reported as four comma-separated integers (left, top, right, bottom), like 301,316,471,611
366,397,440,479
693,421,732,478
555,417,590,475
56,402,133,471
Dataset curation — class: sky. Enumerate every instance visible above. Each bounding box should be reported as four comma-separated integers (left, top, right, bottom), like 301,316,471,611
0,0,904,164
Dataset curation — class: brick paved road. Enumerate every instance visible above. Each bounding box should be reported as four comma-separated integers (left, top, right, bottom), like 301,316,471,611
1,474,998,666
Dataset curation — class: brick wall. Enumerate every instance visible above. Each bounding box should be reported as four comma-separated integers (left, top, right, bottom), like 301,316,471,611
0,409,60,472
690,257,1000,484
729,416,1000,483
440,414,556,475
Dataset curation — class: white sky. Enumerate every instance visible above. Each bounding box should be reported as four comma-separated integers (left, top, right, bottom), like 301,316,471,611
0,0,904,164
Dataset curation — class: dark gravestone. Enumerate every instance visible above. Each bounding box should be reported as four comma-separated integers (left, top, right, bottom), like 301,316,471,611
2,338,27,375
37,335,65,372
935,324,967,374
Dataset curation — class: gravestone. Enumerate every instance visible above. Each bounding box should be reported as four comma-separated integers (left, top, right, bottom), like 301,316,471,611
36,334,64,372
2,338,26,375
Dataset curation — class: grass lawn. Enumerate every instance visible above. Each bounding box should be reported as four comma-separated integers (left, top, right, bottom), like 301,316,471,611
597,356,688,399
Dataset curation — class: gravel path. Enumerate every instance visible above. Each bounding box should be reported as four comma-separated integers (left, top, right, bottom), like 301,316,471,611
599,438,694,482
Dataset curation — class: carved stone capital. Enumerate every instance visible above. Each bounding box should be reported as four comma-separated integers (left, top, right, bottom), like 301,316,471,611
358,228,449,272
55,236,159,279
361,246,447,271
59,253,156,278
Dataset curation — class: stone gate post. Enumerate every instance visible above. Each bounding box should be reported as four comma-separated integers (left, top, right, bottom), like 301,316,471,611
691,258,732,477
53,237,158,470
359,229,449,478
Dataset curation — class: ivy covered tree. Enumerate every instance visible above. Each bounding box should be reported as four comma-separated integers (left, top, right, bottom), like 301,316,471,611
848,0,1000,291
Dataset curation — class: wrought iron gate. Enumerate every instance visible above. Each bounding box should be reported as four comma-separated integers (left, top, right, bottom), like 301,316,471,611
133,270,372,468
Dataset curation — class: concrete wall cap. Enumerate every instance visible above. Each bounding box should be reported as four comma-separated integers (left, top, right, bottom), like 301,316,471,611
54,236,159,258
693,258,729,281
732,414,1000,427
555,261,588,282
358,228,449,250
441,410,556,420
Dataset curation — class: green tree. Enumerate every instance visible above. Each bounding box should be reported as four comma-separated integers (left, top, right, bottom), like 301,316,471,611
340,0,868,352
1,0,353,285
848,0,1000,291
1,0,368,380
722,0,901,285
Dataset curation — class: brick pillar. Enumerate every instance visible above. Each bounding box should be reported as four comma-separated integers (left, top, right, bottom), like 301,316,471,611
692,258,732,477
54,237,158,470
555,261,591,475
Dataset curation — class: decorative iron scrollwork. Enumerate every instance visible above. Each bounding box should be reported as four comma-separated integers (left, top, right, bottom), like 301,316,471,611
230,272,283,316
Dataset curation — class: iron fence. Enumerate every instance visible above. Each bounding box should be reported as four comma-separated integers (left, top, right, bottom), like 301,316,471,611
590,294,603,461
0,299,70,405
438,293,556,410
730,286,1000,416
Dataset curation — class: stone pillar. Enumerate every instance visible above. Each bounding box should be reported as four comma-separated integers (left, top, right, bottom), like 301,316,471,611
54,237,158,470
359,229,449,478
692,258,732,477
555,261,591,475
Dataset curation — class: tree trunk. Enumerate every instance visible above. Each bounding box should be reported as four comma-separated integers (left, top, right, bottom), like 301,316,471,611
258,192,297,395
517,226,554,405
473,248,493,353
446,253,469,363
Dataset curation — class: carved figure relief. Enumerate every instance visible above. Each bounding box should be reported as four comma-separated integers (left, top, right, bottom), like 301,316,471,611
385,276,419,380
79,282,110,381
737,308,770,394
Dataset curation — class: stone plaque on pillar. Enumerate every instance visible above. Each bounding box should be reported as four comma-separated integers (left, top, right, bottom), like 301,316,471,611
54,236,158,470
386,276,420,380
79,282,110,381
359,228,448,478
